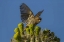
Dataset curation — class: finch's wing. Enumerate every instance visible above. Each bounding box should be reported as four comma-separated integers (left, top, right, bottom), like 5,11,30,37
35,10,44,17
20,3,34,23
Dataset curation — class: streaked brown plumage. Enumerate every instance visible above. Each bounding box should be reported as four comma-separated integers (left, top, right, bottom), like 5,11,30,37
20,3,44,27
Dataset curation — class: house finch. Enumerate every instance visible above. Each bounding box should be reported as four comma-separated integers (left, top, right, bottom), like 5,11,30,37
20,3,44,28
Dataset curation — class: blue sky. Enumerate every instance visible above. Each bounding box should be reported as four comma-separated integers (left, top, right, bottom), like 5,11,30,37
0,0,64,42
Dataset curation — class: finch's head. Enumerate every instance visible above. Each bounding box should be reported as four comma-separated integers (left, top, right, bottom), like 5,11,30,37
35,17,42,24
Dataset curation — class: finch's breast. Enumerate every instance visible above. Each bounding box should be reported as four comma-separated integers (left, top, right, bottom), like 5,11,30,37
26,18,35,26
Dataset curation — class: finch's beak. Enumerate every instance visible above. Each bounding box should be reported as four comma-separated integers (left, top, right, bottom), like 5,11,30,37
39,20,41,21
39,18,42,22
40,18,42,20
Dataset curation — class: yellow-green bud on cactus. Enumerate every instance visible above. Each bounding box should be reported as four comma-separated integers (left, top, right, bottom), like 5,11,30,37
30,31,34,36
29,24,34,35
18,23,24,34
35,26,41,36
29,24,34,31
14,28,19,33
13,32,19,40
26,28,30,34
13,32,21,42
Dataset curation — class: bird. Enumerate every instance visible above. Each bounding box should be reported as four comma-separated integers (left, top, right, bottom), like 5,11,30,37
20,3,44,28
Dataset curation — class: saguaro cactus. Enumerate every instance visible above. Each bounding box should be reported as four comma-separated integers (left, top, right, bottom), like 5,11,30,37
11,23,60,42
